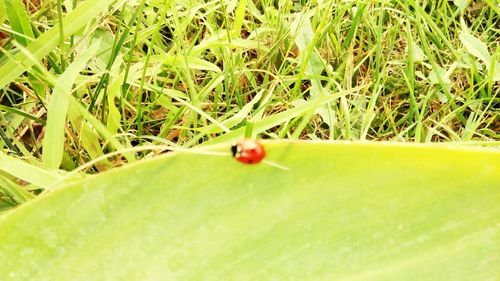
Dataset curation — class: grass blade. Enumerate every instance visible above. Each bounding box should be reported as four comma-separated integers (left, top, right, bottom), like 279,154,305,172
4,0,35,46
0,175,35,204
0,151,62,187
42,41,101,170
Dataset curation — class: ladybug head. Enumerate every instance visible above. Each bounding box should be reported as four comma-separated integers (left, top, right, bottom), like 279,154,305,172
230,144,239,157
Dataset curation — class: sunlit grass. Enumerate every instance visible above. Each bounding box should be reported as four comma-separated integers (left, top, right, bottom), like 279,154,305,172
0,1,499,208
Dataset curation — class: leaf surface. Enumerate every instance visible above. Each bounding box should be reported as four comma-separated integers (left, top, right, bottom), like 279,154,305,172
0,142,499,280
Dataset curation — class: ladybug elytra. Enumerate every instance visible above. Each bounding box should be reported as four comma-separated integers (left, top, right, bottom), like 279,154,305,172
231,139,266,164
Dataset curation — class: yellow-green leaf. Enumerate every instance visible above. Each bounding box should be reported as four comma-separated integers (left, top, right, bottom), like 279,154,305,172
0,142,498,280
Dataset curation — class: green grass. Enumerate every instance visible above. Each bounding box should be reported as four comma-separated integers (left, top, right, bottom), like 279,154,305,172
0,1,499,205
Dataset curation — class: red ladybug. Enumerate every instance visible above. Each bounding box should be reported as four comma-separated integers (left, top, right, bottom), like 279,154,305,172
231,139,266,164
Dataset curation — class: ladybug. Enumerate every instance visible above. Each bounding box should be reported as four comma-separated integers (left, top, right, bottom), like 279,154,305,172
231,139,266,164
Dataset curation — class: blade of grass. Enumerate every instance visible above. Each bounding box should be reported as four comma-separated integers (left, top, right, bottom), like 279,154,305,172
0,0,6,25
232,0,247,36
4,0,35,46
0,151,63,187
342,3,366,49
0,104,46,125
106,72,124,136
0,125,21,155
56,0,66,70
193,89,265,135
0,175,35,204
88,0,146,113
199,86,365,146
161,55,222,72
42,40,101,170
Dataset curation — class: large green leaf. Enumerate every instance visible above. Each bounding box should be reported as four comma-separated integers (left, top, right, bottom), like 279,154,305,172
0,142,499,280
